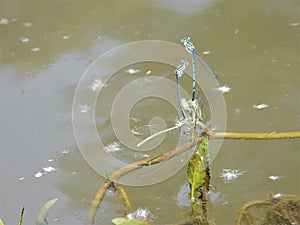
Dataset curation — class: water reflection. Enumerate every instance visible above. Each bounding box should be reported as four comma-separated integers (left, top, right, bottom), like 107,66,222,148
0,0,299,224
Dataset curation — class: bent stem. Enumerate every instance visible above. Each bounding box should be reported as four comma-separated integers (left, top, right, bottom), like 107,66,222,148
87,130,300,225
137,125,179,147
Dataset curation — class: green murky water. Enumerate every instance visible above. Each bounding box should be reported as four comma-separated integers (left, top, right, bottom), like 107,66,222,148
0,1,299,224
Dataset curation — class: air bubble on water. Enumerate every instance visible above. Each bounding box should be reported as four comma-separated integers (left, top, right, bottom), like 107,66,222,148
220,169,245,183
19,37,30,43
103,142,123,153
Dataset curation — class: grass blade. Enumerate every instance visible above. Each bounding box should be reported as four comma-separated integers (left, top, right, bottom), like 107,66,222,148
36,198,58,225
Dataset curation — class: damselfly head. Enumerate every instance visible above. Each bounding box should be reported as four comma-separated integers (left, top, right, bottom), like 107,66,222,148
181,36,191,43
180,59,189,66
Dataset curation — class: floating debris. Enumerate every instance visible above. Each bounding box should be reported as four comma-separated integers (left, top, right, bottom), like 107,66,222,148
268,175,282,181
127,208,155,220
202,51,210,55
234,28,240,35
146,70,152,75
253,103,269,109
18,177,25,181
220,169,245,183
215,85,231,93
125,68,140,75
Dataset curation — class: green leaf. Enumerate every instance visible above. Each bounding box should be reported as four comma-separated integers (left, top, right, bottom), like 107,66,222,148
36,198,58,225
187,137,209,202
17,207,24,225
0,218,4,225
197,137,209,168
112,217,152,225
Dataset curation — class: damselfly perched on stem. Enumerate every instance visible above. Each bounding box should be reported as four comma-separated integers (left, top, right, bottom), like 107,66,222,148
137,37,213,148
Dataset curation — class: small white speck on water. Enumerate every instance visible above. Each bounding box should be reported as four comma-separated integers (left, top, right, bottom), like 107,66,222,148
273,193,282,198
79,104,90,113
22,22,33,27
89,78,106,92
214,85,231,93
234,28,239,35
43,166,55,173
202,51,210,55
20,37,30,43
62,35,69,40
253,103,269,109
125,68,140,75
220,169,245,183
268,175,282,181
18,177,25,181
34,171,43,178
61,148,70,154
288,22,298,27
30,47,40,52
146,70,152,75
0,18,9,25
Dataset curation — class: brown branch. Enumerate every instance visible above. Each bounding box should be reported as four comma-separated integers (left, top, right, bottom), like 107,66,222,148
87,130,300,224
87,137,205,225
